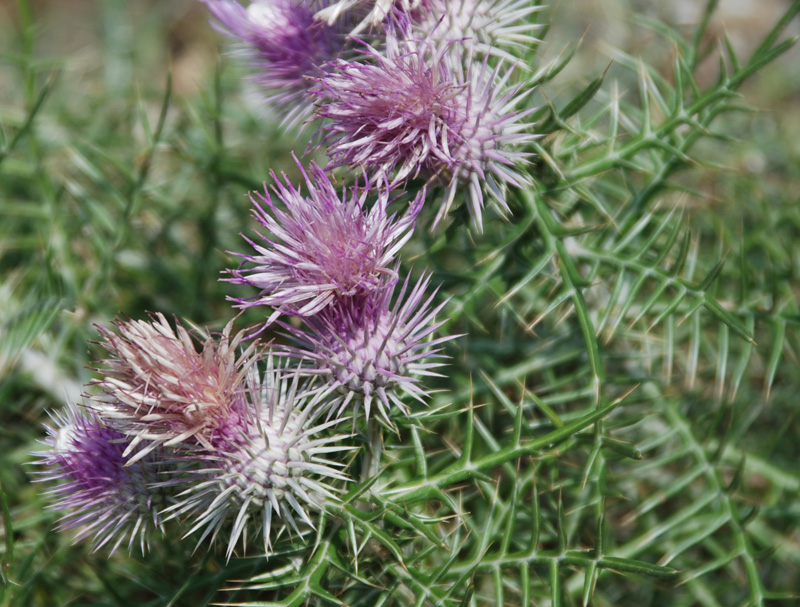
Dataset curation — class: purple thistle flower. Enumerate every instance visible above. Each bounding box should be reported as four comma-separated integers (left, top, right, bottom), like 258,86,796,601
228,158,422,323
164,355,351,559
411,0,544,65
32,402,168,554
203,0,349,128
281,273,457,426
90,314,260,461
313,34,537,231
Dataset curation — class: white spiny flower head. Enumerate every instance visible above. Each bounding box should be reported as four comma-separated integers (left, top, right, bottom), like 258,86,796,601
280,273,458,427
89,313,259,462
411,0,544,65
31,401,169,554
436,53,538,231
228,156,422,323
164,354,352,559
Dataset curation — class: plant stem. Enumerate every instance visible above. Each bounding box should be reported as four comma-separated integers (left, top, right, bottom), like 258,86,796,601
361,419,384,482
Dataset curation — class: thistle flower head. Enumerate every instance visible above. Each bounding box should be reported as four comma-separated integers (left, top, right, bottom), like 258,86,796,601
203,0,349,127
281,273,457,426
313,34,537,231
165,356,351,559
90,314,259,460
411,0,544,64
32,402,167,554
228,158,421,322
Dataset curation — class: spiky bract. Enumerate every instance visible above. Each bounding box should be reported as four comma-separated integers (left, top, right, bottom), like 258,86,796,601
32,402,167,554
314,0,422,34
228,159,421,322
90,314,259,460
165,357,350,559
203,0,349,127
281,273,455,426
313,34,536,230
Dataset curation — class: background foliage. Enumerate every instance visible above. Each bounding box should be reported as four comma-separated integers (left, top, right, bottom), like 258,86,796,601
1,0,799,605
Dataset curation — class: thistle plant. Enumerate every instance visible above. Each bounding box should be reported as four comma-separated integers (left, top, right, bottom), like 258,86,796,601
5,1,800,606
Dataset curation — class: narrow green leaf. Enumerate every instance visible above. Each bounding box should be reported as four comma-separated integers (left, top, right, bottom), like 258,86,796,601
0,72,57,165
764,318,786,398
540,67,608,133
582,560,597,607
556,495,566,554
702,298,755,344
690,0,720,69
697,258,725,291
529,474,541,553
598,556,678,578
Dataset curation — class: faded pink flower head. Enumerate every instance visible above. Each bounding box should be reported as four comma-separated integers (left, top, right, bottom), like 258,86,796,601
90,313,259,460
228,158,422,323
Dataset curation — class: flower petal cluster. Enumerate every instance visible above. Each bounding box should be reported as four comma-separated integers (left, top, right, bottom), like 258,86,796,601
32,402,167,554
165,357,350,558
228,159,421,322
90,313,258,459
281,273,455,426
203,0,349,127
313,34,537,230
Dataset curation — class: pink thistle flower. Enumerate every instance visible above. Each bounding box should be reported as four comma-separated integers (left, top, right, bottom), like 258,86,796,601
281,273,457,426
313,34,537,231
203,0,350,128
164,355,351,559
31,402,168,554
90,314,259,461
228,158,422,323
